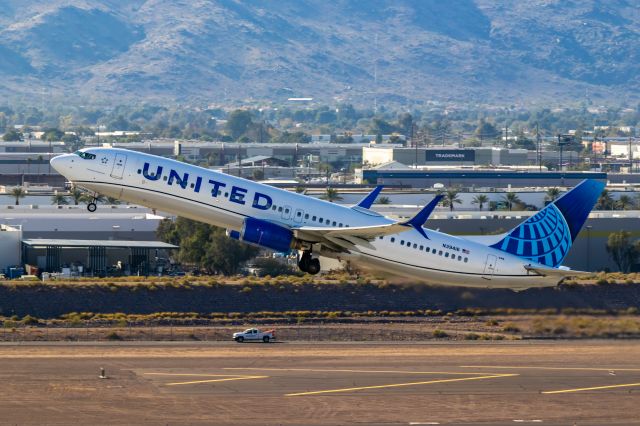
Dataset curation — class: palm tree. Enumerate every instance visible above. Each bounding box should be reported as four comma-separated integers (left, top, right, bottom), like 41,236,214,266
10,186,26,205
106,196,121,205
545,187,561,202
442,189,462,212
471,194,489,211
70,188,84,205
51,193,69,206
375,196,391,205
596,189,614,210
321,188,343,203
617,195,633,210
502,192,522,211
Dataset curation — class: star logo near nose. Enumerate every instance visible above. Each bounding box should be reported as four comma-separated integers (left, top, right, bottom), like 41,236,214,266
101,157,109,164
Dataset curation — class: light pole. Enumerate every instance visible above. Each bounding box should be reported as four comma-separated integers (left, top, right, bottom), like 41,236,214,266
586,225,592,271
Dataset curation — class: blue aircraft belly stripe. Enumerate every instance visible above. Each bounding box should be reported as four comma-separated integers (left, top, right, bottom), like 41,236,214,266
74,180,251,220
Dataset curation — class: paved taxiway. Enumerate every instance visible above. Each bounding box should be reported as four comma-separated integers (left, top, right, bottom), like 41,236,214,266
0,341,638,425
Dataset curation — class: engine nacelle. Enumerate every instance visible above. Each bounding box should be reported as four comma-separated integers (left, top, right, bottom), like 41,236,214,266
226,217,293,253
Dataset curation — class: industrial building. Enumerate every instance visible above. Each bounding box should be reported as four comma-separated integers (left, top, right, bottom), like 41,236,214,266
363,146,529,167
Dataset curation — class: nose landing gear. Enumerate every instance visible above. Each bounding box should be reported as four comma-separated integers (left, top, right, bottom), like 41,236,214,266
298,250,320,275
87,202,97,212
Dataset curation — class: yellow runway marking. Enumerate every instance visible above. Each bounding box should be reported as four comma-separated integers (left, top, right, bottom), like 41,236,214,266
543,382,640,394
285,373,518,397
461,365,640,372
142,372,269,386
224,367,493,375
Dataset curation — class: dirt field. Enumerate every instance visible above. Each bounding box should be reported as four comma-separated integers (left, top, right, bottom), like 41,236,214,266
0,341,639,425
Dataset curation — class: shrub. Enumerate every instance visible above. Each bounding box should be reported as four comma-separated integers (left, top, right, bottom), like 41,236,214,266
21,315,39,325
464,333,480,340
502,323,520,333
240,286,252,293
105,331,122,341
432,329,448,338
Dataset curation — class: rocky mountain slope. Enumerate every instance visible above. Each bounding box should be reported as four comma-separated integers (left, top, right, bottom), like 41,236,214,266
0,0,638,106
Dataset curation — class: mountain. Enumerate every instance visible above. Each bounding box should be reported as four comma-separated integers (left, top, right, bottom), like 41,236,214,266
0,0,639,106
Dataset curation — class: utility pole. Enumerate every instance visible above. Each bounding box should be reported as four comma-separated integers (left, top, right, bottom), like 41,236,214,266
536,123,541,172
629,135,633,173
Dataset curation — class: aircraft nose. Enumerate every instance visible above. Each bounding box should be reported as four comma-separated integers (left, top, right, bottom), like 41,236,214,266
50,154,73,175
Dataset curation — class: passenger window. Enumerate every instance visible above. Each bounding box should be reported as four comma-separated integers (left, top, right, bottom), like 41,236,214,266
312,216,316,221
285,208,289,213
445,252,449,258
419,245,423,250
305,214,309,219
297,211,302,217
432,249,436,254
438,250,443,256
278,207,283,212
391,238,395,243
413,243,417,249
400,240,404,245
339,223,343,227
163,176,168,181
272,205,276,210
464,258,468,263
332,221,337,226
319,218,323,223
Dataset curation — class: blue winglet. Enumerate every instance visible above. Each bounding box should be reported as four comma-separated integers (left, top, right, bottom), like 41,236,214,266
356,185,384,209
401,194,444,239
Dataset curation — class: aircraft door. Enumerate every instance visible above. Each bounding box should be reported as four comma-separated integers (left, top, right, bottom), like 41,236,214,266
483,254,497,277
293,208,304,223
110,153,127,179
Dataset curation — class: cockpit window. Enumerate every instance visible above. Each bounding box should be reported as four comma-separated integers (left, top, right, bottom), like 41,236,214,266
74,151,96,160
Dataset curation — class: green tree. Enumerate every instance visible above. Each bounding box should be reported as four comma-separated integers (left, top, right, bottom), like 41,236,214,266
10,186,26,205
42,128,64,141
51,193,69,206
157,218,259,275
69,188,85,205
106,196,121,205
545,187,561,202
2,130,22,141
226,110,253,140
502,193,522,211
596,189,615,210
443,189,462,211
375,196,391,205
606,231,638,273
474,119,499,142
471,194,489,211
617,195,633,210
321,188,343,203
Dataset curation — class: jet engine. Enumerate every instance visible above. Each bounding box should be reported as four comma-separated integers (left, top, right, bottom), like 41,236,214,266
226,217,294,253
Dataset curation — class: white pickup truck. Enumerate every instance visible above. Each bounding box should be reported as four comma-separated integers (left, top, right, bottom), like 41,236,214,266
233,328,275,343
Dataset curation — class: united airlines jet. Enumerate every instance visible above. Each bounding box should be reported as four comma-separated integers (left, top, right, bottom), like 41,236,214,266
50,148,604,290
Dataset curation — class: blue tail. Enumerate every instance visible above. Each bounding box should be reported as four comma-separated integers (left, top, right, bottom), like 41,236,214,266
490,179,605,267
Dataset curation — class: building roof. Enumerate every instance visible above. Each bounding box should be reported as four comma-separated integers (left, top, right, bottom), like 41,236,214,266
22,239,178,249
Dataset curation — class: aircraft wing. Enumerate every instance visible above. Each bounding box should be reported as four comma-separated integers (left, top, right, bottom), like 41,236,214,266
293,195,443,248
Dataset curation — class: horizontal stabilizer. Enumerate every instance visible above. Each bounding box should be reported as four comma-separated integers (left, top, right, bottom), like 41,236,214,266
524,264,591,279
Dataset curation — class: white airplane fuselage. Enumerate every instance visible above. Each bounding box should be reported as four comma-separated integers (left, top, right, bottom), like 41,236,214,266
51,148,562,290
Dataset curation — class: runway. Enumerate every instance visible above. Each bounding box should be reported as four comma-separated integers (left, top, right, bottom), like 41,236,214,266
0,341,639,425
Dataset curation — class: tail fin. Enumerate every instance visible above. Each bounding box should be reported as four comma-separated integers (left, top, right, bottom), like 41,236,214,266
490,179,605,267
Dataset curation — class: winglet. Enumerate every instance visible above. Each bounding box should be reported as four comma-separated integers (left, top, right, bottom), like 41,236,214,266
400,194,443,238
355,185,384,209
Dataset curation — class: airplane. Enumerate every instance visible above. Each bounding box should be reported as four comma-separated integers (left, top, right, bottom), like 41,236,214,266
50,148,605,290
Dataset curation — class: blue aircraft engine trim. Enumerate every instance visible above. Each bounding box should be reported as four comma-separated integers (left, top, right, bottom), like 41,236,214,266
239,217,293,253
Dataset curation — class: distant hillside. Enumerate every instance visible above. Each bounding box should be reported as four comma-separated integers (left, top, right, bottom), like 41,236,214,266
0,0,639,106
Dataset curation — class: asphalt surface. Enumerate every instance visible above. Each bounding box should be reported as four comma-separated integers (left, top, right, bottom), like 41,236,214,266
0,341,639,425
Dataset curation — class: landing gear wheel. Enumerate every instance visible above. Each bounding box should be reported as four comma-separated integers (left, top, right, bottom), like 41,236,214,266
307,258,321,275
298,251,311,272
87,202,97,212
